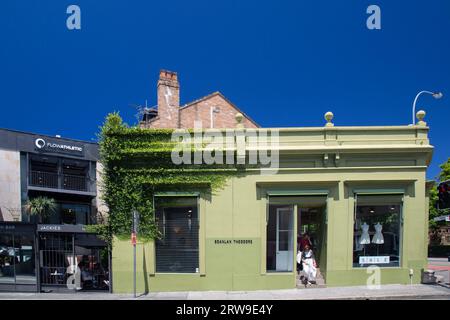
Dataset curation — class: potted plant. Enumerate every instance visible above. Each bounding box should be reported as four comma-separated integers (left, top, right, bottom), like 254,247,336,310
24,196,57,224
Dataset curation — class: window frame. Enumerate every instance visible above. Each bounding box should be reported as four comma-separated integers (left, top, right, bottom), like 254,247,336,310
351,191,404,269
153,193,201,274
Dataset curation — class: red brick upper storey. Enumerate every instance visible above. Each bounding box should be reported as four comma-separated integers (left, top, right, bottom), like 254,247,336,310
139,70,259,129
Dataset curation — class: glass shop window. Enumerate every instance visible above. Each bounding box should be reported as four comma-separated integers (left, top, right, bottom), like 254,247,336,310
353,194,402,268
13,233,36,284
0,232,36,285
0,233,15,284
154,196,199,273
266,204,294,272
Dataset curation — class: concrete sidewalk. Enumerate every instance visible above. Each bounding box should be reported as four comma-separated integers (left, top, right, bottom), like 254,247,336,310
0,284,449,300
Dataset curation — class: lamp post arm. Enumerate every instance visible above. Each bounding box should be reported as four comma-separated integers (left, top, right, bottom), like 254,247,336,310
412,90,435,125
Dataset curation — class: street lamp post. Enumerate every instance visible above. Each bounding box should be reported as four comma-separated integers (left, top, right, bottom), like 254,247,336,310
412,90,443,125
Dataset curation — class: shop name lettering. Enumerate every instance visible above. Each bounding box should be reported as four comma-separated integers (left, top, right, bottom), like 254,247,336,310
46,143,82,152
214,239,253,245
35,138,83,153
177,304,273,317
39,225,61,231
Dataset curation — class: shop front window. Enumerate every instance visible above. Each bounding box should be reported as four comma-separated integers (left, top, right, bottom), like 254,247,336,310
13,233,36,284
0,233,15,283
0,232,36,285
353,194,402,268
155,196,199,273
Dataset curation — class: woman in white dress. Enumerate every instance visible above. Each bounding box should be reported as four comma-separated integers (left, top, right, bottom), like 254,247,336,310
301,244,317,286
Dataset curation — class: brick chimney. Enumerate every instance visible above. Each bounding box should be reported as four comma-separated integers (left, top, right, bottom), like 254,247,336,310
157,69,180,128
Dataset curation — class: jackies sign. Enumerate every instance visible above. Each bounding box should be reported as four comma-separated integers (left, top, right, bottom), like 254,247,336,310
34,137,84,156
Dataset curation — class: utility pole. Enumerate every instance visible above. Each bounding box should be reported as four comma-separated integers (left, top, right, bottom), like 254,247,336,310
132,210,139,298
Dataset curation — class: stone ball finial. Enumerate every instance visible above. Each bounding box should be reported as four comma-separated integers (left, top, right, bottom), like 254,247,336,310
235,112,244,128
416,110,426,126
324,111,334,127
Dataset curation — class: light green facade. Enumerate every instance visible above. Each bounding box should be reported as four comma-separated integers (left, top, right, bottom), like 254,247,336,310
112,124,433,292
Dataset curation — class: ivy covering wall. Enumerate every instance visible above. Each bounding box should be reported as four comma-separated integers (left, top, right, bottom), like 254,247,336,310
92,113,240,244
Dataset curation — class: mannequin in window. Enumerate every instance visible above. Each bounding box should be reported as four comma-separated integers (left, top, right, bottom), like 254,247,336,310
372,222,384,244
360,222,371,244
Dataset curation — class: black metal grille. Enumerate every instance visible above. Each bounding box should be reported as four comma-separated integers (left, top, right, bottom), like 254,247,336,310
39,234,73,286
29,171,88,191
155,206,199,273
30,171,58,189
39,234,109,290
62,174,87,191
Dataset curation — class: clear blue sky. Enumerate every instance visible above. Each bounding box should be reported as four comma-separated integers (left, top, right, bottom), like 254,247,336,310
0,1,449,179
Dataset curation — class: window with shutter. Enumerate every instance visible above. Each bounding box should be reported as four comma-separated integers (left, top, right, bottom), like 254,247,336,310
155,197,199,273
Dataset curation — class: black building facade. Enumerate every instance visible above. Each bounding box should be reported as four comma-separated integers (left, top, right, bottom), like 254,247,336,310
0,128,110,292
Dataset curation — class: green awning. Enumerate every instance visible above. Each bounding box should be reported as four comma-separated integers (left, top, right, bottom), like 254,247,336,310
154,192,200,197
266,189,329,196
353,189,405,195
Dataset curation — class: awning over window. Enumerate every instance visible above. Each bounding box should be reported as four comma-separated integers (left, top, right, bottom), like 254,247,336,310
266,189,329,196
154,192,200,197
269,196,327,205
355,194,404,205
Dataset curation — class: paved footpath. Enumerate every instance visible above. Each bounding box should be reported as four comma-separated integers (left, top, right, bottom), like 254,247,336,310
0,284,449,300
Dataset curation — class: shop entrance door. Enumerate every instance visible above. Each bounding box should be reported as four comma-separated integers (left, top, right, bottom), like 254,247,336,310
297,204,327,287
276,207,294,271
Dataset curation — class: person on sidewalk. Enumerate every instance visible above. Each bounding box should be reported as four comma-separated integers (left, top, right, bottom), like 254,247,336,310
301,244,317,287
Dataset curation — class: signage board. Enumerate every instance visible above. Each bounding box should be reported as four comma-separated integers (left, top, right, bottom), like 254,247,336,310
37,224,87,233
34,137,84,156
359,256,390,264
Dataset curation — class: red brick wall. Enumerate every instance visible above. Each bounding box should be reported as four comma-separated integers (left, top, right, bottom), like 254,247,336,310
150,70,180,128
179,94,258,129
140,70,258,129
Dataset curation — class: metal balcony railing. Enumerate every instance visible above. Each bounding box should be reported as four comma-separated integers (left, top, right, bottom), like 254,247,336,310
29,170,58,189
62,173,87,191
29,170,89,192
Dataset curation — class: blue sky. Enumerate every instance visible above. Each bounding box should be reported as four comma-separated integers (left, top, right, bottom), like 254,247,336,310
0,0,449,179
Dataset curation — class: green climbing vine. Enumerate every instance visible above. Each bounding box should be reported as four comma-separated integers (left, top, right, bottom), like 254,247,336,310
90,112,239,245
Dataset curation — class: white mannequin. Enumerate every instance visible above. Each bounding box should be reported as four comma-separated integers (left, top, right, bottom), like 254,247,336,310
372,222,384,244
360,222,371,244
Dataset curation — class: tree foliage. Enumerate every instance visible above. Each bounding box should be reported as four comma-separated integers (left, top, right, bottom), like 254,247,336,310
24,196,57,219
96,113,238,245
429,157,450,231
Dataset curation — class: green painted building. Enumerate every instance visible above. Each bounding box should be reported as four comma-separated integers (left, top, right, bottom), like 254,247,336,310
111,114,433,292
